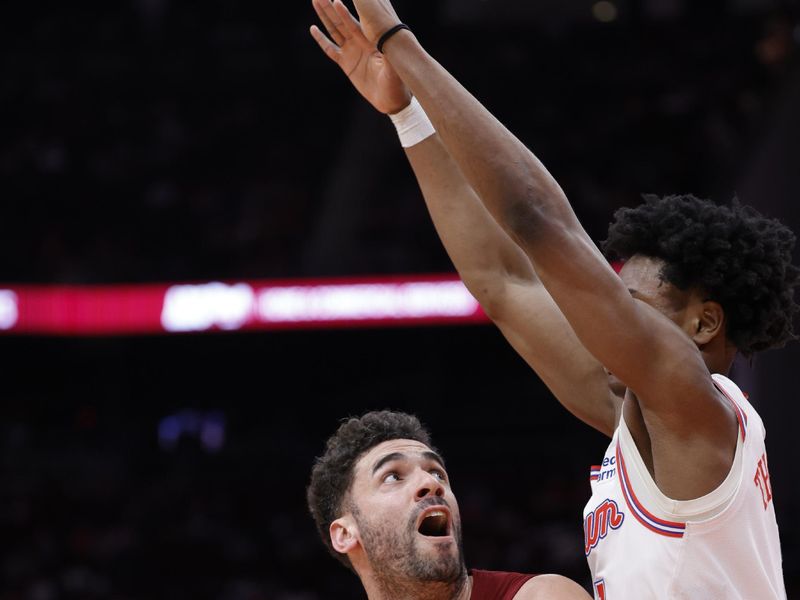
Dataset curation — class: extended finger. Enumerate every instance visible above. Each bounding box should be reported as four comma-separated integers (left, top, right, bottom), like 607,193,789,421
332,0,367,43
312,0,345,46
310,25,342,64
316,0,354,42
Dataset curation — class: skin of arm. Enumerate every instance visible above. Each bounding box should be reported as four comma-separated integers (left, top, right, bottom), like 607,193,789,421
515,574,593,600
334,0,739,498
407,135,620,435
310,0,619,436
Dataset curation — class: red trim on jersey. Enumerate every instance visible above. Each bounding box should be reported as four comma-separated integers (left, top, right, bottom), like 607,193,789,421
616,443,685,538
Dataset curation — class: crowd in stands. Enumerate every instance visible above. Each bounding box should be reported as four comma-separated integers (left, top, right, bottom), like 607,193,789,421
2,2,794,284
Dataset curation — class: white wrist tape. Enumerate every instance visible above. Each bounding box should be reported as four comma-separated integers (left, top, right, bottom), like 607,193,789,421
389,96,436,148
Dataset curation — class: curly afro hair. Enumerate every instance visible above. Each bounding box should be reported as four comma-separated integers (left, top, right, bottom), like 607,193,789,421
602,194,799,356
306,410,436,571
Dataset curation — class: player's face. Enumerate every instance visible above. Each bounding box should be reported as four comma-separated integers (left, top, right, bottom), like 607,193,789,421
348,439,466,584
618,254,704,336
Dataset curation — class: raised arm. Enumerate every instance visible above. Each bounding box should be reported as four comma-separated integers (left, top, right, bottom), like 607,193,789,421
339,0,738,489
405,135,620,435
310,0,620,435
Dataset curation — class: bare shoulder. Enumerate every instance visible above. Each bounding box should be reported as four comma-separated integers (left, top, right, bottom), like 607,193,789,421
514,574,592,600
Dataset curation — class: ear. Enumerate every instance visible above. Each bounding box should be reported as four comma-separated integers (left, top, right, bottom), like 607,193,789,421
330,516,359,556
692,300,725,346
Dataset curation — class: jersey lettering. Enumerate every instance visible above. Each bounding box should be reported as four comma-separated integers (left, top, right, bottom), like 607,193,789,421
754,452,773,510
598,455,616,481
593,578,606,600
584,499,624,556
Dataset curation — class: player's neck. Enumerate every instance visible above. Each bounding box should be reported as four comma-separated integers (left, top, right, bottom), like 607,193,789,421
364,572,471,600
700,336,737,376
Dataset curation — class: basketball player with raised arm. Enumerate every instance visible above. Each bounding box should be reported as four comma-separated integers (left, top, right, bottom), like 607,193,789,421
309,1,798,598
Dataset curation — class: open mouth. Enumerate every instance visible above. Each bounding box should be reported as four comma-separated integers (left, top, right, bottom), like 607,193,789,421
417,508,451,537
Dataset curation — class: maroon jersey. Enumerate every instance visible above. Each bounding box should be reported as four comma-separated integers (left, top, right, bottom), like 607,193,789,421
469,569,536,600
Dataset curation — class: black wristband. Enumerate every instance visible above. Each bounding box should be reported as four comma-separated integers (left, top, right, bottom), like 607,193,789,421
376,23,410,54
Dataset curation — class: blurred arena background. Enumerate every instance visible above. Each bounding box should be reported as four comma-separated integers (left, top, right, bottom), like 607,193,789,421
2,0,799,598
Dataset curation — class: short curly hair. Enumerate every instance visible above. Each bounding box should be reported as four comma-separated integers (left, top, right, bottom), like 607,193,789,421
602,194,799,355
306,410,436,570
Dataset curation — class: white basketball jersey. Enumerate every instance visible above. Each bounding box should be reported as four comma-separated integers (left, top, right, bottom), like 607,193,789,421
582,374,786,599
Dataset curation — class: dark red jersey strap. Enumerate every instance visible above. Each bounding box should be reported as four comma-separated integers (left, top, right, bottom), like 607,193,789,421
469,569,536,600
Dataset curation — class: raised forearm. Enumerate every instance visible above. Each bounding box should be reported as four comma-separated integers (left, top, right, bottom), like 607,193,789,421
403,132,536,298
381,29,646,398
383,31,576,245
403,132,618,436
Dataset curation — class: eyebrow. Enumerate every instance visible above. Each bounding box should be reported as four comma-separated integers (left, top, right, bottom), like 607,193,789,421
371,450,447,476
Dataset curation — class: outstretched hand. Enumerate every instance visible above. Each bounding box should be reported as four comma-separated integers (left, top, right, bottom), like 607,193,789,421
349,0,403,45
310,0,410,115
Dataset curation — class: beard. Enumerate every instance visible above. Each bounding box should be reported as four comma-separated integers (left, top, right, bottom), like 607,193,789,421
353,498,466,590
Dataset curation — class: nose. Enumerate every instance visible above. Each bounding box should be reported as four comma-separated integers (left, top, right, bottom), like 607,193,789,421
414,469,445,500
